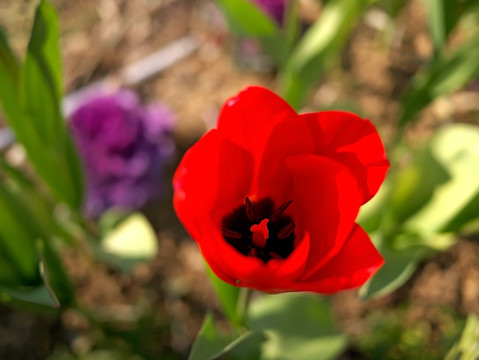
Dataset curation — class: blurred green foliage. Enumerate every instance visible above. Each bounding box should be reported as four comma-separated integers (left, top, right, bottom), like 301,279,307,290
357,307,464,360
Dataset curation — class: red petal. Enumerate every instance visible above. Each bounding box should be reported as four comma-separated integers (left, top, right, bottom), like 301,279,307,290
299,111,389,204
255,117,314,203
285,154,362,279
288,225,384,293
173,130,254,239
217,86,297,176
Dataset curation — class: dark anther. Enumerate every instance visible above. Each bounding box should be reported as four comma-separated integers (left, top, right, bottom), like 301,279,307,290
269,251,283,260
221,197,296,263
277,222,295,239
244,197,255,222
222,228,243,239
271,200,293,221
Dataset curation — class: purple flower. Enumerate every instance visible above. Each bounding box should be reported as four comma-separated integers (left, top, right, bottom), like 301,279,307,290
250,0,288,25
69,89,175,217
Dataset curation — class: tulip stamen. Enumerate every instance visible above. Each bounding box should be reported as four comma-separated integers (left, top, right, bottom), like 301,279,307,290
271,200,292,221
222,228,242,239
277,222,295,239
222,197,296,263
245,197,255,222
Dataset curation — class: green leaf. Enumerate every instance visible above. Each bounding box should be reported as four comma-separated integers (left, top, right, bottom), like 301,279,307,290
360,236,427,299
0,248,26,286
215,0,289,67
91,213,158,273
424,0,449,55
399,34,479,127
206,266,242,326
446,315,479,360
189,313,266,360
284,0,300,52
424,0,478,56
358,179,391,234
0,185,42,283
37,239,74,307
405,124,479,234
0,283,59,308
248,293,347,360
0,26,21,122
0,158,63,241
388,146,450,226
377,0,406,18
280,0,375,109
0,179,73,307
18,0,84,209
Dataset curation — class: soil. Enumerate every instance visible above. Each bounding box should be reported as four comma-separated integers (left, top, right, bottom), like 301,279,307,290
1,0,479,359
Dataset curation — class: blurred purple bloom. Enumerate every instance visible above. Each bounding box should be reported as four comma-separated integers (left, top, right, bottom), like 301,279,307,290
69,89,175,217
250,0,288,25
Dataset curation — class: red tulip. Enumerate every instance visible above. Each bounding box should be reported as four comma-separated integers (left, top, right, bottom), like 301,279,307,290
173,86,388,294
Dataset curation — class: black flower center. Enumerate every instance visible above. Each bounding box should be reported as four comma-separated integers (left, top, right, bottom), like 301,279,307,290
221,197,296,263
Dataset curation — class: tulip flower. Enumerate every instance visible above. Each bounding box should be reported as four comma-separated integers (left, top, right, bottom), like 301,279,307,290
173,86,388,294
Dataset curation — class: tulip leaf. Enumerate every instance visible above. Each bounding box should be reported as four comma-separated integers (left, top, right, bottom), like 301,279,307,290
248,293,347,360
189,313,266,360
358,179,391,234
445,315,479,360
0,184,42,284
388,146,450,226
0,26,21,122
0,176,73,307
404,124,479,235
37,238,74,307
0,283,59,308
0,158,67,243
22,0,63,144
2,0,84,210
215,0,288,67
377,0,406,18
360,242,427,300
280,0,375,109
0,239,68,309
90,212,158,273
424,0,478,56
399,34,479,127
206,266,242,327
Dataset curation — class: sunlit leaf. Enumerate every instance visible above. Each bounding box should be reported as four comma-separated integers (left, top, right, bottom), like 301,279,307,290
388,146,449,226
280,0,376,109
248,293,347,360
19,0,84,209
206,266,242,326
424,0,478,56
360,234,428,299
189,313,266,360
445,315,479,360
0,26,21,122
400,35,479,127
91,213,158,273
405,124,479,234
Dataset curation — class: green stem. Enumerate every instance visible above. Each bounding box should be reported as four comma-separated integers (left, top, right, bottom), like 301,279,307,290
237,287,254,328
